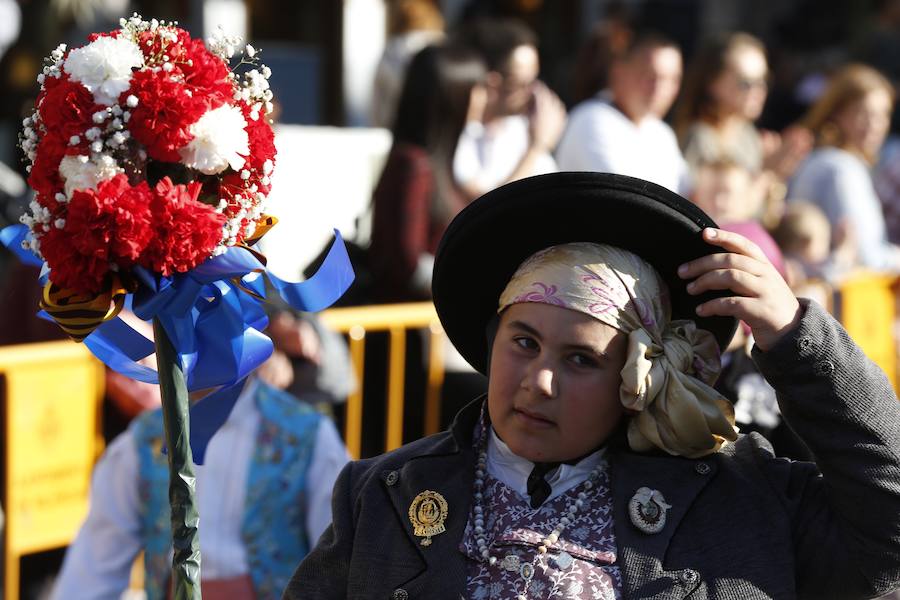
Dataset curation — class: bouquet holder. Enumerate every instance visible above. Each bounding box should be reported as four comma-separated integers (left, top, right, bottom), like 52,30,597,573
154,318,202,598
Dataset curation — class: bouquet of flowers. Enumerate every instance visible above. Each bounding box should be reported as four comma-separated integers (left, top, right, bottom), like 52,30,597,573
2,14,352,598
20,15,276,300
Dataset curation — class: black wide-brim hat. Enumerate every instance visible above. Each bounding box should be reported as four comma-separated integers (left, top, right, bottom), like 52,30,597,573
432,172,738,375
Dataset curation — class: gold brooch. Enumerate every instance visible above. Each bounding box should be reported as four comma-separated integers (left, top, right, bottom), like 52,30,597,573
629,487,672,534
408,490,448,546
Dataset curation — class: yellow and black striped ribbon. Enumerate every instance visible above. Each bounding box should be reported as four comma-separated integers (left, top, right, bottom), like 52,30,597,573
243,214,278,246
40,277,128,342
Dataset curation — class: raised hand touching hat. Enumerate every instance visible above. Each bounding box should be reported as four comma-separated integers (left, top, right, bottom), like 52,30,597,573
678,228,802,352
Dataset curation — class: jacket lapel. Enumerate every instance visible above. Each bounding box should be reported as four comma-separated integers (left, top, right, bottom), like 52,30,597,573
610,450,717,598
382,399,482,597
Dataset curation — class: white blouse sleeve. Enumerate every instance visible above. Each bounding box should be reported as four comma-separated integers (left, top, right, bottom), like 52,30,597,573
453,121,486,187
832,160,900,271
50,430,143,600
304,418,351,546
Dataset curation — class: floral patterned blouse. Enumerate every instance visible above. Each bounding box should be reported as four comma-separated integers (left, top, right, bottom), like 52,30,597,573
461,424,623,599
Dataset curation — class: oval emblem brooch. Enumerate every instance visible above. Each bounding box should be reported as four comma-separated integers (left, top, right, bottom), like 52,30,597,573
629,487,672,534
408,490,448,546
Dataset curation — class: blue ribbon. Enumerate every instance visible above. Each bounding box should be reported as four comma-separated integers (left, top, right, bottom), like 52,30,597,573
1,224,43,267
180,380,245,464
3,224,355,462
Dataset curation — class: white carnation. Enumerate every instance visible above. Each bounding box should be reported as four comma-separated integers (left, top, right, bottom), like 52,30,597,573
58,154,123,197
179,104,249,175
64,37,144,106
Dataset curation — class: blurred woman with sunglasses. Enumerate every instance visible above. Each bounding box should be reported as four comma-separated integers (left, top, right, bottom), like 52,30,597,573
674,32,811,227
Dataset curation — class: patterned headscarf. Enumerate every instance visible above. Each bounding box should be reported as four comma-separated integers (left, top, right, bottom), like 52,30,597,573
498,242,737,458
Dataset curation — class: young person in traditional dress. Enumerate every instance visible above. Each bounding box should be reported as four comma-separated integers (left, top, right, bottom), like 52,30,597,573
284,172,900,600
53,344,351,600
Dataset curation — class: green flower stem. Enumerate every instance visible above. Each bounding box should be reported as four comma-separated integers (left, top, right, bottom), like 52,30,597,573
153,318,202,599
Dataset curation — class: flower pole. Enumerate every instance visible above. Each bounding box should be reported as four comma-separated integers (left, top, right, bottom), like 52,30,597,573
153,319,202,598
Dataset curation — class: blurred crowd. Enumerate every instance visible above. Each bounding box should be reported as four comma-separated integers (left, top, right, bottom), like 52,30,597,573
365,0,900,297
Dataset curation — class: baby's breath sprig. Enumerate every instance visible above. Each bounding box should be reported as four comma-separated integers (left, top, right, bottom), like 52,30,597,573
207,26,243,61
206,27,275,118
36,43,67,86
234,65,274,121
119,14,182,69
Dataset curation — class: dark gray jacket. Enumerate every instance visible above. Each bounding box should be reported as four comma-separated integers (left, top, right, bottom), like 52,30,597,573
284,302,900,599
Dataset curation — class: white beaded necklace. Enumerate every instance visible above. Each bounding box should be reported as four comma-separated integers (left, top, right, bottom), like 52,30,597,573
471,441,604,600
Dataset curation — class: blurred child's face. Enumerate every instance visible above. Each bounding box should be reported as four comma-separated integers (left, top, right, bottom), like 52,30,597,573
487,302,627,463
798,222,831,265
691,164,756,223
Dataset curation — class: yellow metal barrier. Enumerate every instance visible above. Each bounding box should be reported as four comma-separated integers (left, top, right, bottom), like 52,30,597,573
837,272,899,391
0,341,105,600
319,302,445,458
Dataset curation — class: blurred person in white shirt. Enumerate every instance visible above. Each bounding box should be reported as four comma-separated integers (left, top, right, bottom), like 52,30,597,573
556,32,689,195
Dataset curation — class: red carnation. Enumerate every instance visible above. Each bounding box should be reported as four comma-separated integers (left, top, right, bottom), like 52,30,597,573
241,105,276,171
40,227,112,294
41,174,154,294
181,38,233,107
87,30,120,43
137,27,191,65
127,69,208,162
218,171,245,201
141,177,225,276
27,133,68,198
37,76,103,144
36,72,67,105
215,171,252,225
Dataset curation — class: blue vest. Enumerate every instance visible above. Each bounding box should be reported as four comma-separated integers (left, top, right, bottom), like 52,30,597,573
132,382,321,600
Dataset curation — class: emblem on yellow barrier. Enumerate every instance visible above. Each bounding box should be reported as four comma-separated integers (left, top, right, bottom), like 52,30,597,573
409,490,448,546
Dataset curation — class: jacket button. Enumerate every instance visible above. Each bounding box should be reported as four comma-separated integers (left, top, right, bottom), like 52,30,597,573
391,588,408,600
815,361,835,376
694,462,711,475
385,470,399,486
798,337,811,349
679,568,699,585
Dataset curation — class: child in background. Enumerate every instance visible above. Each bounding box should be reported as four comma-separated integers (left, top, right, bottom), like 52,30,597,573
773,201,832,279
690,158,786,276
691,158,760,223
773,201,856,289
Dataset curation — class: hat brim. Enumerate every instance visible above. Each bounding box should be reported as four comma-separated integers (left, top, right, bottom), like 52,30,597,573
432,172,738,374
